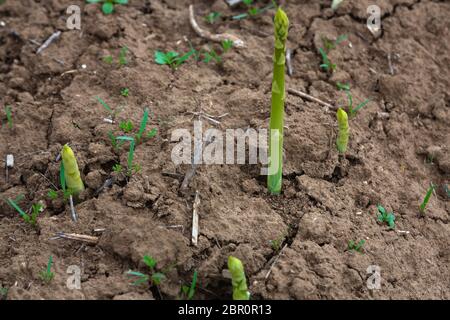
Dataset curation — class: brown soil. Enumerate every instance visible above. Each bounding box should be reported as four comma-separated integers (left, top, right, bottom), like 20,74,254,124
0,0,449,300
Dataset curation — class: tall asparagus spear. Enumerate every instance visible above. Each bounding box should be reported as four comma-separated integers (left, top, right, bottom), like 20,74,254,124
268,7,289,194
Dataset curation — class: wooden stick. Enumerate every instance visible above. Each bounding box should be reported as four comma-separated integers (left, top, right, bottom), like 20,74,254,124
51,232,98,245
189,5,244,48
287,88,338,111
191,191,200,246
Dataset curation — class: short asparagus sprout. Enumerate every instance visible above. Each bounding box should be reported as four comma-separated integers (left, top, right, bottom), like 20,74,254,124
61,144,85,195
267,7,289,194
419,183,435,214
228,256,250,300
336,108,349,154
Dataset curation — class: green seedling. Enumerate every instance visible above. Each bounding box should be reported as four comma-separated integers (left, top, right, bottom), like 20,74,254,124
232,1,275,20
120,88,129,97
228,256,250,300
269,232,286,252
102,55,113,64
47,189,58,200
419,183,435,214
112,163,123,173
135,108,149,143
5,197,42,227
146,127,158,138
377,204,395,229
179,270,198,300
445,184,450,198
319,47,336,72
202,40,234,64
345,91,370,117
108,130,121,150
116,136,135,174
336,82,350,91
86,0,128,15
119,46,128,66
347,239,365,253
155,50,196,70
322,34,347,53
39,256,55,284
4,105,13,129
204,12,221,24
119,120,134,133
222,39,234,53
336,108,349,154
127,255,167,286
95,96,121,120
267,7,289,194
0,286,8,300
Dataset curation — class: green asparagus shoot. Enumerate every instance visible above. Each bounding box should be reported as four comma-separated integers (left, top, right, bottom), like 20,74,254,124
39,256,55,284
267,7,289,194
419,183,435,214
228,256,250,300
377,205,395,229
336,108,349,153
155,50,195,69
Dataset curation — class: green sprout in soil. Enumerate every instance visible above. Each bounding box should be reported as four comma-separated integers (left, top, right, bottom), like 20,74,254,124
347,239,365,253
204,11,221,24
155,49,196,70
345,91,370,117
267,7,289,195
322,34,347,52
47,189,58,200
202,40,234,65
39,256,55,284
95,96,121,120
86,0,128,15
112,163,123,174
377,204,395,229
119,46,128,66
445,184,450,198
4,105,13,129
0,286,8,300
336,82,350,91
336,108,349,154
319,47,336,72
232,0,275,20
119,120,134,133
120,88,129,97
5,197,42,228
115,136,136,175
102,55,114,64
134,107,149,143
127,255,167,287
269,232,286,252
419,183,435,215
228,256,250,300
179,270,198,300
108,130,123,150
